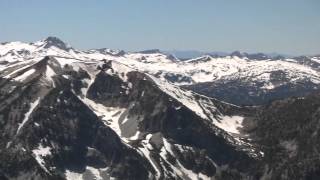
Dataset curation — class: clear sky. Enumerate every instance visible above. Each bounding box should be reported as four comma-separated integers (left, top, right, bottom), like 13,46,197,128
0,0,319,55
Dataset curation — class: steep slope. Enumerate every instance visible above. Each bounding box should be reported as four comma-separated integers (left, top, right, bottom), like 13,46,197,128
0,57,152,179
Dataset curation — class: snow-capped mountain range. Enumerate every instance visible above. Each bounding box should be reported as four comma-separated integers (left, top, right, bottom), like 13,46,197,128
0,37,319,180
1,37,319,85
1,37,319,105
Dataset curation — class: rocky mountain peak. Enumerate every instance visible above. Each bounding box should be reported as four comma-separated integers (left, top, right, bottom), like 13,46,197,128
42,36,71,51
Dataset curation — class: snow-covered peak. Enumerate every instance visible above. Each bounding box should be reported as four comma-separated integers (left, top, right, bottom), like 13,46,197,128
0,37,70,57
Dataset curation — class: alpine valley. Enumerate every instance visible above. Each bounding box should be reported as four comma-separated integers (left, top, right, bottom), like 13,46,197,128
0,37,319,180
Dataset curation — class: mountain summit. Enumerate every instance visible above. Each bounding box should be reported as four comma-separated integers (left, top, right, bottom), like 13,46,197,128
42,36,71,51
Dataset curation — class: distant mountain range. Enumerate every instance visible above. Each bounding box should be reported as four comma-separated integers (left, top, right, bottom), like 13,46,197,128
164,50,292,60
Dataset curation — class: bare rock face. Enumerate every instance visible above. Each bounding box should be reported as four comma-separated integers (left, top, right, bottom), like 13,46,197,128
43,37,71,51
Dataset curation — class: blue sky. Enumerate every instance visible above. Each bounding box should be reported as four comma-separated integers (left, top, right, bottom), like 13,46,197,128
0,0,319,55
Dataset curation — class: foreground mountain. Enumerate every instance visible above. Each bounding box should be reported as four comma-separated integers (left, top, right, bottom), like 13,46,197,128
1,37,319,105
0,37,319,179
0,54,264,179
251,91,320,179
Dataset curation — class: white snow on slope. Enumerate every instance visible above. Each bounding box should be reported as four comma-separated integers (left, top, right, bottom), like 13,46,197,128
45,65,55,79
138,134,161,179
0,56,46,77
214,116,244,135
79,97,128,142
16,98,40,134
32,143,51,173
3,66,30,79
55,57,83,66
13,68,36,82
148,74,210,120
65,166,108,180
45,65,56,86
65,170,82,180
311,57,320,64
85,166,104,180
129,130,141,141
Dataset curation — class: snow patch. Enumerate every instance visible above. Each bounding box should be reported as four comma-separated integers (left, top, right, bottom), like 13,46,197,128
45,65,56,87
65,166,109,180
262,82,275,90
86,166,104,180
65,170,83,180
79,97,128,142
13,68,36,82
138,134,161,179
32,144,51,173
129,131,140,141
148,75,210,120
214,116,244,134
16,98,40,134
